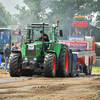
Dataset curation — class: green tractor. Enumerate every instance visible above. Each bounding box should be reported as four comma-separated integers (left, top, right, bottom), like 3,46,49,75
9,21,70,77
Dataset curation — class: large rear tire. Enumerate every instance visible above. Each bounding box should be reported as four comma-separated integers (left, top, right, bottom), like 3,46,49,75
9,53,21,77
89,57,93,75
44,53,56,77
56,45,69,77
76,63,79,76
83,65,89,75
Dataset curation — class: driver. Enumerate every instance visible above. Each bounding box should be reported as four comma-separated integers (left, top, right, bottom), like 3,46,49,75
73,28,81,36
39,30,49,41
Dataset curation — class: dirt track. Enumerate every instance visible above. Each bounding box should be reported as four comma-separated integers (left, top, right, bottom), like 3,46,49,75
0,70,100,100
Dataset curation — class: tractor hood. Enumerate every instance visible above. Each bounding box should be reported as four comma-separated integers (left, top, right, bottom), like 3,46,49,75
21,41,43,57
27,41,43,45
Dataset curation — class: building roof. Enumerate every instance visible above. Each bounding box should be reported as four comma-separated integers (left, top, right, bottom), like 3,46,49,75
0,28,11,30
11,25,25,32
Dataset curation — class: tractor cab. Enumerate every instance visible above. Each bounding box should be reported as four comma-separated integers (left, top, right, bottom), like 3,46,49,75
25,23,58,42
21,23,62,58
0,28,12,52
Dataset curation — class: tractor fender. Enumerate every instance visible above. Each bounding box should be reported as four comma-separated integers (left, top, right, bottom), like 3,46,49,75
46,50,57,58
11,50,22,56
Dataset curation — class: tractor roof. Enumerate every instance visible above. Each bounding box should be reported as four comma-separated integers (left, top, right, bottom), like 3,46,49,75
0,28,11,30
27,23,57,28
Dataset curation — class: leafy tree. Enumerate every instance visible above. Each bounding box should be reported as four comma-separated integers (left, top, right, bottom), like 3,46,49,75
0,2,15,27
14,0,100,40
95,43,100,56
14,0,85,39
14,0,41,25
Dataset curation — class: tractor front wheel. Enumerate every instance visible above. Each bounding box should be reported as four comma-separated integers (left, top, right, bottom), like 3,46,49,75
9,53,21,77
44,53,56,77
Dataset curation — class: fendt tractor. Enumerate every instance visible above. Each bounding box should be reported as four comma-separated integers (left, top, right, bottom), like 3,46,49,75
9,20,69,77
9,16,96,77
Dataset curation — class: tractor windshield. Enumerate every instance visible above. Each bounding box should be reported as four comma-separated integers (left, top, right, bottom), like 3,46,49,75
27,30,34,41
26,28,51,42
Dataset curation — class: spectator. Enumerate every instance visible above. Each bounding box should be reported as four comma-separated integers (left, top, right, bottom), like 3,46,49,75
4,44,11,71
17,43,21,50
73,28,82,36
12,42,19,51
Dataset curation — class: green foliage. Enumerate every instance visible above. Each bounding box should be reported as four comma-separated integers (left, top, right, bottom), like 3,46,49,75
14,0,100,40
14,0,41,25
95,43,100,56
0,2,10,26
0,2,17,27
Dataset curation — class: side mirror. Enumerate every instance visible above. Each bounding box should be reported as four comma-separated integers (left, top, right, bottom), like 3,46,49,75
19,29,21,35
59,30,63,37
90,29,94,36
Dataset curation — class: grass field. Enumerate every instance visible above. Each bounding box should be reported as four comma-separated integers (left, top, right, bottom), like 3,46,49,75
92,67,100,71
0,69,4,71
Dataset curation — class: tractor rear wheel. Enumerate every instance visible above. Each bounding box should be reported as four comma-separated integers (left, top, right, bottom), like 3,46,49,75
83,65,89,75
86,66,90,75
56,45,69,77
9,53,21,77
89,58,93,75
44,53,56,77
76,63,79,76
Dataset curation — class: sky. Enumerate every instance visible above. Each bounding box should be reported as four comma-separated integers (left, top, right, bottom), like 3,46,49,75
0,0,26,14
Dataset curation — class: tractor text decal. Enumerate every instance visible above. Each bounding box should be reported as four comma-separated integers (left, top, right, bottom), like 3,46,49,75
28,44,34,50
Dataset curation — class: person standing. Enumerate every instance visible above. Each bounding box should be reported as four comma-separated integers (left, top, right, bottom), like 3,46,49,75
12,42,19,51
4,44,11,71
17,43,21,50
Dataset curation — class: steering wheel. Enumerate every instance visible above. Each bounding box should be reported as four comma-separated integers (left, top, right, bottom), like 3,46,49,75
35,38,42,41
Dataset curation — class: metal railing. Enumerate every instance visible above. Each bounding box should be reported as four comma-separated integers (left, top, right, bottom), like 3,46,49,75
93,56,100,67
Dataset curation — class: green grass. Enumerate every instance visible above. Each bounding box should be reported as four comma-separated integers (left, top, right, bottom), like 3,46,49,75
0,69,5,71
1,68,100,71
92,67,100,71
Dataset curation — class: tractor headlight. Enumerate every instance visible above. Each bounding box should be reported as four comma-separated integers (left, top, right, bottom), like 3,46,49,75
34,58,37,60
25,57,28,61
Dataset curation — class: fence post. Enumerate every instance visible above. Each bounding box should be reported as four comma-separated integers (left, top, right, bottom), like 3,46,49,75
93,56,100,68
